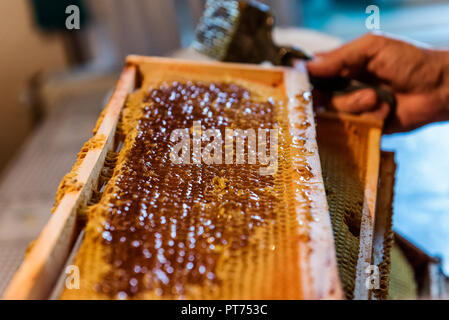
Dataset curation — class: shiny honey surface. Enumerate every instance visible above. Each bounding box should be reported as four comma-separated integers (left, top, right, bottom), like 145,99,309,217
61,77,313,300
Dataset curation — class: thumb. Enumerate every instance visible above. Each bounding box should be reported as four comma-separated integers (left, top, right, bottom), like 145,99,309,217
331,88,378,113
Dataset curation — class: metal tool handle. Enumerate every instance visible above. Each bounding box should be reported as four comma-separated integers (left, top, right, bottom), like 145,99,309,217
309,75,397,125
281,47,397,121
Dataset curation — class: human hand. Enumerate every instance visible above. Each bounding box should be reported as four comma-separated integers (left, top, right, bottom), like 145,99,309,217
307,33,449,133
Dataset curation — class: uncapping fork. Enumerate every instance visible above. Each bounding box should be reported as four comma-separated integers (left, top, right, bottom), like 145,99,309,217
193,0,396,115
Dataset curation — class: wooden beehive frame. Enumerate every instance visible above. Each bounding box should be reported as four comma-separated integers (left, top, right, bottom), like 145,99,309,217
2,63,136,300
371,151,395,300
4,56,344,300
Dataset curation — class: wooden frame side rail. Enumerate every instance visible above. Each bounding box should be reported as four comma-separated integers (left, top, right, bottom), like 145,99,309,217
3,66,136,300
4,56,343,300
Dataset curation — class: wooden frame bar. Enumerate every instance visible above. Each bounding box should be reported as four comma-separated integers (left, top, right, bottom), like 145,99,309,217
371,151,396,300
353,127,382,299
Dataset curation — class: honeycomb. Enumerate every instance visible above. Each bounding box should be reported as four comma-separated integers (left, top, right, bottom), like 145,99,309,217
60,71,317,299
388,244,418,300
316,115,371,300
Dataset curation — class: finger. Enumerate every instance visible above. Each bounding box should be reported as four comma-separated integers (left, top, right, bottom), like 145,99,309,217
331,88,378,113
384,93,444,133
306,34,383,78
360,102,391,122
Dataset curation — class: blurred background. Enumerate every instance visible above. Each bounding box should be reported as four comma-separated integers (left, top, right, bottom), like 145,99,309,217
0,0,448,298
